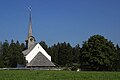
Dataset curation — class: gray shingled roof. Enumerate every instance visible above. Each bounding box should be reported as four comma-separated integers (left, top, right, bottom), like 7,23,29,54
22,43,37,56
27,52,55,67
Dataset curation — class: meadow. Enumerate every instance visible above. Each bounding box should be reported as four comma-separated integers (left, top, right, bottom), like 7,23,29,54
0,70,120,80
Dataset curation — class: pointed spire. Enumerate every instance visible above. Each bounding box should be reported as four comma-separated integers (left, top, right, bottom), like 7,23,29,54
25,6,36,49
28,6,32,37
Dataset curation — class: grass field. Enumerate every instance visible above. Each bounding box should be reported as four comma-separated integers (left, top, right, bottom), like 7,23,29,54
0,70,120,80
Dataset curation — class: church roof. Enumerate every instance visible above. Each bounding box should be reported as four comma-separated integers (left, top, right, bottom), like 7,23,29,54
27,52,55,67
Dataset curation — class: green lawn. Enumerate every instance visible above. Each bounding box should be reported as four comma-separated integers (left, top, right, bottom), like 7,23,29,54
0,70,120,80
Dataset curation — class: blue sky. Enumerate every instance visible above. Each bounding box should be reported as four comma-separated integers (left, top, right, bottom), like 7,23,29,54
0,0,120,46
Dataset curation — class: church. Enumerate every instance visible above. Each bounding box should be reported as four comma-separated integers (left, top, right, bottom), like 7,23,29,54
22,8,55,68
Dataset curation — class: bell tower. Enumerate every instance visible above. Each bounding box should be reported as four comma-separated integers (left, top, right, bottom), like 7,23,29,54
26,6,36,49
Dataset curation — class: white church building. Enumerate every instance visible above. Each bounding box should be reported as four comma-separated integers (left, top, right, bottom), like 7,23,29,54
22,9,55,68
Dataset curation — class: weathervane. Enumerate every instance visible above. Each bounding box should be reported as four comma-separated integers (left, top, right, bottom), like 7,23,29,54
28,5,32,22
28,5,32,12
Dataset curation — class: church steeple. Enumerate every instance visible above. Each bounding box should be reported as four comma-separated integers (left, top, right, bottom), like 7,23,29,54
26,6,36,49
28,7,33,37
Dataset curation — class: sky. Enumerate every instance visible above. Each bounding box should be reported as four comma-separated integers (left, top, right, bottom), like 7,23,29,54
0,0,120,46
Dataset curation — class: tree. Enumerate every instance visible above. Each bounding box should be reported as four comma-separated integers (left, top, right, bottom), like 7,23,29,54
114,44,120,71
2,40,10,67
48,44,59,65
1,40,26,68
0,42,2,55
72,44,81,63
39,41,48,52
16,41,26,66
21,43,26,51
8,40,17,67
0,41,4,67
57,42,73,66
80,35,116,71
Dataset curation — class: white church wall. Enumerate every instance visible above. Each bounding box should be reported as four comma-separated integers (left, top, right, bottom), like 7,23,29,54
26,44,40,63
38,43,51,61
25,43,51,63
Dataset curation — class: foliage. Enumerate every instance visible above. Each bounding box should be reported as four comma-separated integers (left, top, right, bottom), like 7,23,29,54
39,41,48,52
72,44,81,63
40,41,81,67
0,34,120,71
114,45,120,71
0,40,26,68
48,42,73,66
71,66,79,71
0,70,120,80
80,35,117,71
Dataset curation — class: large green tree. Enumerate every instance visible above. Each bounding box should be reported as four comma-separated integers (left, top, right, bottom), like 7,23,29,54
80,35,116,71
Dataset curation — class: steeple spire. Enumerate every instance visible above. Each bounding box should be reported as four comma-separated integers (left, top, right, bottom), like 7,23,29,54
28,6,32,37
25,6,36,49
